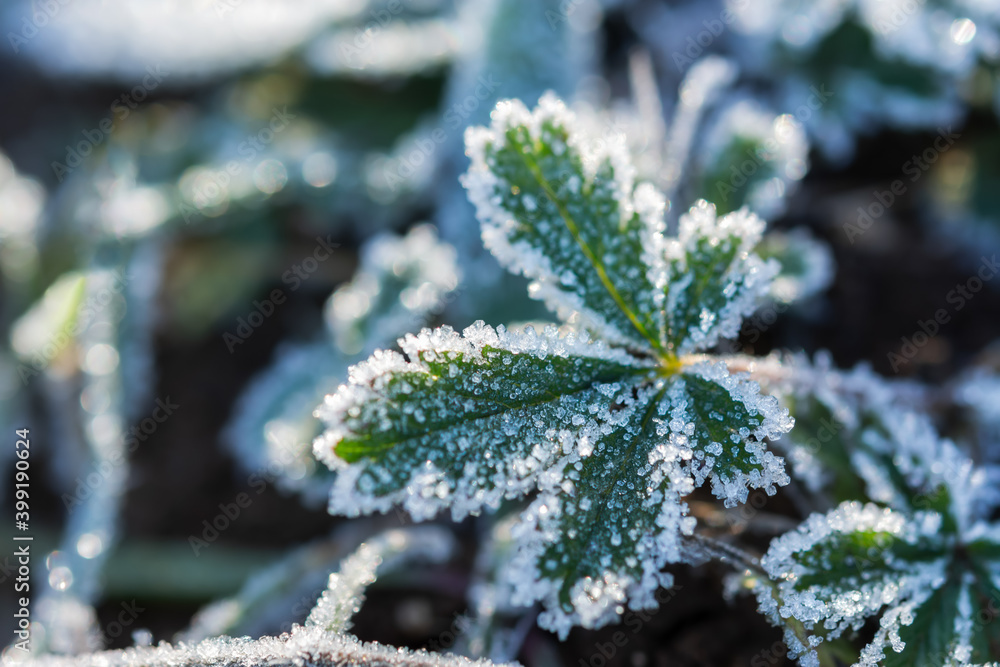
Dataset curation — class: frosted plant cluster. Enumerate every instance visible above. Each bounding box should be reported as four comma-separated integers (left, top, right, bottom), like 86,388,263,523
7,3,1000,658
715,352,1000,666
314,93,795,636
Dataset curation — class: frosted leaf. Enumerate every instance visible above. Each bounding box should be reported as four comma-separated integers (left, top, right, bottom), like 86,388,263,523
505,381,692,637
662,201,779,356
665,362,792,508
463,94,780,359
462,93,664,351
327,224,460,357
754,353,991,529
9,624,515,667
307,527,456,633
756,501,949,665
315,321,655,522
757,500,1000,665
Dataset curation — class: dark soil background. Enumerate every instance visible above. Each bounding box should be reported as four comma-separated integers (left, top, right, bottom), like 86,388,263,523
3,4,1000,667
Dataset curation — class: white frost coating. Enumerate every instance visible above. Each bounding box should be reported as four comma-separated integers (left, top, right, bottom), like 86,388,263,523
327,224,461,357
307,527,456,633
755,502,948,666
663,201,779,355
461,92,655,349
6,624,515,667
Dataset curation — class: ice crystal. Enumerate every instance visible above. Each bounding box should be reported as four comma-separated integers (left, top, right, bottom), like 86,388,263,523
316,93,793,635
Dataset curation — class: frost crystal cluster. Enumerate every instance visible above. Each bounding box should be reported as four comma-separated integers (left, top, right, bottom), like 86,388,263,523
314,93,793,636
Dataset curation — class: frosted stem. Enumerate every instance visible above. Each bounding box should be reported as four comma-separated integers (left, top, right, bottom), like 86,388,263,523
684,534,765,578
306,526,457,634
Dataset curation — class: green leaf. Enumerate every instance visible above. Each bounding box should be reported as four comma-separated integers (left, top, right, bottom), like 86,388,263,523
663,201,778,356
315,322,654,521
881,578,962,667
463,94,664,352
755,501,1000,666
